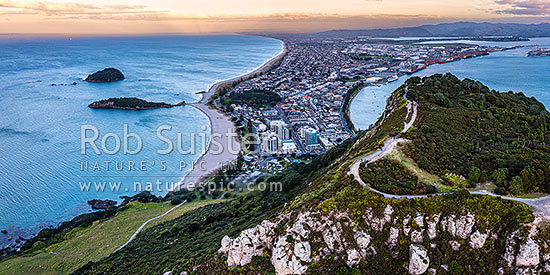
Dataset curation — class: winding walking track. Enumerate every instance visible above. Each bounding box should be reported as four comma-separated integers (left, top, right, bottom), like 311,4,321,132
114,200,187,253
348,95,550,217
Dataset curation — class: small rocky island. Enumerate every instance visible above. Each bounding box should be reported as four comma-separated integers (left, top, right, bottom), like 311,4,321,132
88,97,185,110
84,68,125,82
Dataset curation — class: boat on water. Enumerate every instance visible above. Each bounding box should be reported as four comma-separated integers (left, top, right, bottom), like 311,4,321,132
387,75,398,82
527,48,550,57
437,58,454,64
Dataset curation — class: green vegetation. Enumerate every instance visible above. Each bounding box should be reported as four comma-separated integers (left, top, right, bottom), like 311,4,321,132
387,143,444,189
359,158,436,195
403,73,550,194
223,89,282,107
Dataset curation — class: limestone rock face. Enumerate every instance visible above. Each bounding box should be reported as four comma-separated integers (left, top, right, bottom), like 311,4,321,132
503,231,518,267
469,230,488,249
516,238,540,267
222,220,277,266
455,213,475,239
411,230,424,243
294,242,311,262
354,230,372,256
272,238,309,275
218,235,232,254
346,249,361,267
427,214,440,240
441,213,475,239
388,227,399,248
216,208,548,274
409,244,430,275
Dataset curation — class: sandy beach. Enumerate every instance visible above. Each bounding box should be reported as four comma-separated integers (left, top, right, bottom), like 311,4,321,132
176,39,288,190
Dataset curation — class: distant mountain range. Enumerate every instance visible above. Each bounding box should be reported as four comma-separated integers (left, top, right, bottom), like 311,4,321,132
291,22,550,38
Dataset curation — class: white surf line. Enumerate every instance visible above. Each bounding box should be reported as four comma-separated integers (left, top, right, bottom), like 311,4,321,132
113,200,186,253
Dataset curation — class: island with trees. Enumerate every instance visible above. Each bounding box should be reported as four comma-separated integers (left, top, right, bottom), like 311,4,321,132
88,97,185,110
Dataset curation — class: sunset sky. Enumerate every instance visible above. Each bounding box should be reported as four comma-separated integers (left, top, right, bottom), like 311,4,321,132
1,0,549,34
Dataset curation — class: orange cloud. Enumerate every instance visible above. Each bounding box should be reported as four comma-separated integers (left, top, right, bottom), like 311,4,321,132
0,0,148,16
496,0,550,15
0,0,549,34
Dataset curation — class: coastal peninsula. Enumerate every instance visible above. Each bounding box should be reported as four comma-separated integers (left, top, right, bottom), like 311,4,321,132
84,68,125,82
88,97,185,110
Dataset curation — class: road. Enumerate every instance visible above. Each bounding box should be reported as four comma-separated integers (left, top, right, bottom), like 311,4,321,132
348,99,416,186
347,96,550,217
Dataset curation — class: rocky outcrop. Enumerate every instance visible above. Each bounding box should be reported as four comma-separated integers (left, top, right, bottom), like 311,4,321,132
87,199,117,210
469,230,488,249
218,220,276,266
516,238,540,266
84,68,125,82
346,249,361,267
409,244,429,275
439,213,475,239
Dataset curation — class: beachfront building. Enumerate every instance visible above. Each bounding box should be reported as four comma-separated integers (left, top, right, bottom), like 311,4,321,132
303,127,318,146
270,120,286,140
281,140,297,154
262,132,279,154
318,136,334,150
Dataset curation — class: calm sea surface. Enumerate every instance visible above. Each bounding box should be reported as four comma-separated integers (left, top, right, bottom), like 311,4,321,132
0,34,282,247
351,37,550,130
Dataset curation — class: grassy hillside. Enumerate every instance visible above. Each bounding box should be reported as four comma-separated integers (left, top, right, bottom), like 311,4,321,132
0,200,220,274
359,158,436,195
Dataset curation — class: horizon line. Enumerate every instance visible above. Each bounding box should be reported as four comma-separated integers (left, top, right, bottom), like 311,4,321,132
2,20,550,37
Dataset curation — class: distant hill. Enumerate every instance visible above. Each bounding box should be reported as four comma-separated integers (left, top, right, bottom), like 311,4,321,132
314,27,432,38
421,22,550,37
283,22,550,38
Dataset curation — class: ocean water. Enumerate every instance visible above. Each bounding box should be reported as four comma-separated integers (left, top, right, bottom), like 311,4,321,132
0,34,282,247
350,37,550,130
